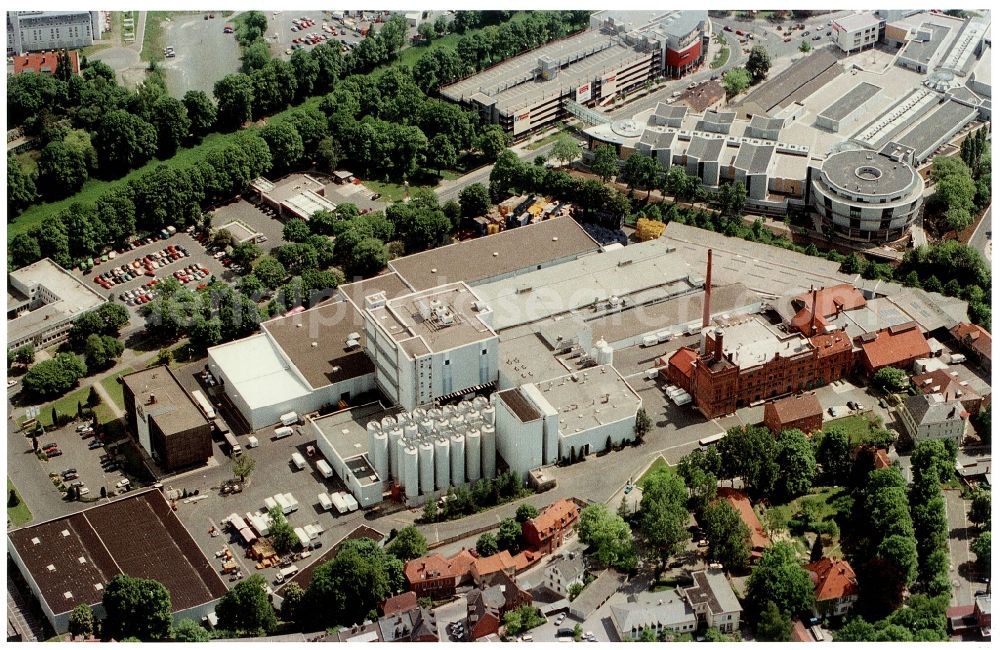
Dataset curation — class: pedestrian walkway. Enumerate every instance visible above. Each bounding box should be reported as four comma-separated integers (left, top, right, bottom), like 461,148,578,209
7,575,44,641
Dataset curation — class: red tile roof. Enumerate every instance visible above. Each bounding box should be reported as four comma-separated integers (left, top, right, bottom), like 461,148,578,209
809,330,852,358
404,554,455,585
447,549,477,578
764,393,822,427
795,284,867,318
525,499,579,542
912,368,981,403
473,550,516,578
382,591,418,616
717,488,770,552
860,324,930,370
805,558,858,602
13,50,80,76
790,619,814,642
790,308,827,336
874,448,891,469
668,347,699,378
952,322,992,361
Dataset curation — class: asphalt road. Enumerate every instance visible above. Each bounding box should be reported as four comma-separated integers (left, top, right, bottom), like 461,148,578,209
161,13,242,98
967,203,992,262
944,488,977,607
435,142,556,204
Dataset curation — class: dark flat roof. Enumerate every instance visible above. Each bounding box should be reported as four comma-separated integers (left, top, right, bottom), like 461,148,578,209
121,366,211,435
261,299,375,389
338,272,412,308
388,218,599,291
497,388,541,422
819,82,881,122
900,23,950,65
8,490,227,616
821,149,917,196
898,99,977,160
735,48,840,116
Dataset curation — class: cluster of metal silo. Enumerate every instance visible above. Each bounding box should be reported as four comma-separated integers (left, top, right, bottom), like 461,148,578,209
365,395,497,498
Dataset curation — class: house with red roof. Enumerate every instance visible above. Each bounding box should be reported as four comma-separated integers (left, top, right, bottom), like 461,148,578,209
858,322,931,374
381,591,418,617
13,50,80,76
404,553,457,599
805,558,858,618
911,368,983,417
471,550,516,585
789,284,867,336
763,392,823,434
716,488,770,561
523,499,579,555
951,322,992,371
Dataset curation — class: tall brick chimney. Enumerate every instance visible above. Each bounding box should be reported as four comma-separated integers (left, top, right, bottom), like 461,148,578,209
702,248,713,330
714,328,724,363
810,286,819,335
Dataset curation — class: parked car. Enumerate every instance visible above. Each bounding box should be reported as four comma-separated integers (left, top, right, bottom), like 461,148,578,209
42,442,59,451
47,449,64,458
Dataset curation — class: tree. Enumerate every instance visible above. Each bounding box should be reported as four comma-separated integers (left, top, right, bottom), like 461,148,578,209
93,110,157,178
621,154,660,198
182,90,217,141
816,428,851,485
799,40,811,53
10,232,42,268
722,67,751,98
876,534,918,586
634,407,651,440
497,517,522,553
550,134,581,166
268,505,297,554
347,237,389,278
969,488,990,529
386,526,428,561
459,183,491,218
171,619,211,642
253,256,288,289
515,503,539,523
150,95,191,158
422,499,439,523
38,140,88,198
972,532,990,574
756,600,791,641
232,453,256,482
703,500,751,572
745,543,815,618
717,425,778,495
590,144,620,182
68,603,95,638
217,574,278,637
282,218,311,243
477,124,511,161
13,343,35,366
260,121,304,172
8,154,37,215
214,74,255,131
577,504,637,571
477,532,499,557
873,367,909,394
102,574,172,641
945,206,973,232
910,439,956,485
21,352,87,399
299,539,404,628
278,582,306,624
638,467,689,565
84,333,124,370
501,605,544,637
426,134,457,175
810,534,825,562
745,46,771,83
773,429,816,501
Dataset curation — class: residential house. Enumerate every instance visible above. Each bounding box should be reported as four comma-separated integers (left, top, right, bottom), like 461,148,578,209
911,368,983,417
948,594,991,640
805,558,858,618
858,322,931,374
951,322,991,371
899,392,967,445
336,621,383,642
544,552,587,598
763,392,823,434
523,499,579,555
376,607,438,642
568,569,627,622
611,591,697,640
382,591,418,617
682,569,742,633
465,572,532,640
404,554,458,600
471,550,516,586
717,488,770,561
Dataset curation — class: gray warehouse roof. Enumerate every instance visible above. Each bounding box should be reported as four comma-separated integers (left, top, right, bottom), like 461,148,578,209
653,102,688,123
686,134,726,161
900,23,951,66
734,142,775,174
819,82,881,122
897,99,978,161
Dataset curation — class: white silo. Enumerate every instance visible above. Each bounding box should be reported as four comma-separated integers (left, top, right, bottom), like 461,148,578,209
435,416,450,432
450,414,465,429
481,423,496,479
482,404,496,426
388,427,403,480
418,418,434,435
404,422,418,439
442,404,458,417
413,407,427,421
381,416,396,429
466,427,482,482
434,437,451,490
457,400,472,415
450,433,466,486
418,440,435,495
595,338,614,365
472,395,488,410
403,443,419,498
366,421,381,462
396,412,410,425
427,407,442,422
370,428,389,481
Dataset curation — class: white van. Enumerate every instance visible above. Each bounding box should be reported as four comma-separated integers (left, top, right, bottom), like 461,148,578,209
274,426,294,440
291,452,307,470
246,435,259,448
316,459,333,479
280,412,299,427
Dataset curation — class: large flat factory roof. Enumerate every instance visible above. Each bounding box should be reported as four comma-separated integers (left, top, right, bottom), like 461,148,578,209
820,149,918,197
499,332,579,385
251,174,324,205
7,490,227,618
733,48,841,116
536,364,641,432
896,99,978,160
440,30,617,105
8,259,106,342
388,217,599,291
311,403,385,462
120,367,211,435
900,23,951,66
370,283,495,356
819,82,881,121
339,272,412,307
718,316,813,369
208,333,312,409
261,299,375,389
474,240,692,330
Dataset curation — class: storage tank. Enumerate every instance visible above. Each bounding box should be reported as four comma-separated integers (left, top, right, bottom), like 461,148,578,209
427,407,442,422
450,433,466,486
370,428,389,481
435,416,450,432
413,407,427,421
434,437,451,490
396,412,410,425
402,443,419,498
418,440,435,495
596,339,614,365
472,395,488,409
450,414,465,429
388,427,403,480
466,427,482,482
404,422,418,439
442,404,458,416
482,404,496,425
457,401,472,415
381,416,396,429
481,423,496,479
418,418,434,435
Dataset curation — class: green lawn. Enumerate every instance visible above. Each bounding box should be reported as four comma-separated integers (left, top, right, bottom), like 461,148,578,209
100,367,133,411
823,414,877,445
524,123,574,151
140,11,177,63
638,456,674,487
19,383,94,429
397,32,463,68
7,479,33,527
765,486,848,558
710,46,730,69
9,132,235,242
363,175,444,203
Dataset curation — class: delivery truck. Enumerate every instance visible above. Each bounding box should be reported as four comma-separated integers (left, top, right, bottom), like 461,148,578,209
291,452,307,470
316,459,333,478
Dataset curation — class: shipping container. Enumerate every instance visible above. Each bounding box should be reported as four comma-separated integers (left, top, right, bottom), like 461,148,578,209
274,426,294,439
343,493,359,511
318,492,333,510
284,492,299,512
316,459,333,478
330,491,349,514
192,390,216,419
291,452,307,470
293,527,310,548
280,412,299,426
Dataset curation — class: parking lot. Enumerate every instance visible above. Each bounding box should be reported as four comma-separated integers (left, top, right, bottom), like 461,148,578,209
160,12,242,98
210,199,285,255
269,10,370,60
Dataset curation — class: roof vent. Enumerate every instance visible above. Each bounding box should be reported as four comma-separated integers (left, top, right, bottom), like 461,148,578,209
552,237,559,242
431,268,437,274
94,583,103,591
31,537,40,545
47,564,56,572
78,557,86,564
61,530,70,537
64,591,73,600
493,252,499,257
311,342,318,347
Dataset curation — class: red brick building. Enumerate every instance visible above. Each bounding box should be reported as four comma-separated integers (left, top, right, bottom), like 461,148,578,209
763,392,823,434
403,554,457,600
951,322,992,371
668,325,854,419
788,284,867,336
805,558,858,618
912,368,984,417
858,322,930,374
522,499,579,555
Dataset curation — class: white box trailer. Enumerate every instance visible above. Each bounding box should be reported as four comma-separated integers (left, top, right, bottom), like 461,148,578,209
303,524,319,540
330,491,349,514
318,492,333,511
274,564,299,585
280,412,299,427
264,496,278,513
293,527,310,548
284,492,299,512
274,493,292,515
274,426,294,440
343,493,359,512
316,459,333,479
248,512,270,536
291,452,307,470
